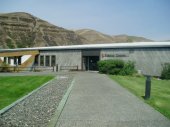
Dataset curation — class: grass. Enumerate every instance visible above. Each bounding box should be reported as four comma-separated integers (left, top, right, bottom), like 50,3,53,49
109,75,170,119
0,76,54,110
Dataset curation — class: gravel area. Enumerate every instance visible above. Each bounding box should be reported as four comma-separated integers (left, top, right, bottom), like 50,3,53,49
0,73,74,127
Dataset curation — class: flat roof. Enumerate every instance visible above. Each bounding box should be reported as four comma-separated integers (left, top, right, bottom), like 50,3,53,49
0,42,170,52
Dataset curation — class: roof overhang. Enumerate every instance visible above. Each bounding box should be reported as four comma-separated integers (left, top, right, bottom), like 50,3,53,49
0,50,39,57
0,42,170,52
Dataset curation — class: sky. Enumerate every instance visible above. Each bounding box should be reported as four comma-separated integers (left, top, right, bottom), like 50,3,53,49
0,0,170,40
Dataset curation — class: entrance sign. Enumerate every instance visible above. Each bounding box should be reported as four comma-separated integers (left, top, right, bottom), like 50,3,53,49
102,53,129,58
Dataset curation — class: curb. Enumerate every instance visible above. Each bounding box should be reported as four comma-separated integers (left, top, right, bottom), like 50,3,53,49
0,76,57,115
48,78,75,127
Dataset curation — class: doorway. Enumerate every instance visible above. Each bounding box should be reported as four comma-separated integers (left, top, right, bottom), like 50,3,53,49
83,56,99,71
82,50,100,71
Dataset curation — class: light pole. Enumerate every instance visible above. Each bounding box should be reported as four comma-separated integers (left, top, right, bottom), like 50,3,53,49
144,75,151,100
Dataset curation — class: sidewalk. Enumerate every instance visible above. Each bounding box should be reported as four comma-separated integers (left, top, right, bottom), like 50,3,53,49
56,72,170,127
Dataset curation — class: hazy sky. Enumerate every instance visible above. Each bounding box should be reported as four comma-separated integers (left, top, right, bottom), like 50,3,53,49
0,0,170,40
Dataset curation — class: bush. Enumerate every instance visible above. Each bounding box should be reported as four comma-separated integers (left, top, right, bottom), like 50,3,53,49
0,62,11,72
120,61,136,75
161,63,170,80
6,38,15,49
97,59,136,75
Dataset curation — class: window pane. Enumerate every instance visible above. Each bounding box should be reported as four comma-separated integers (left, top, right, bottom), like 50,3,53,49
45,56,50,66
40,56,44,66
8,57,11,64
51,55,56,66
34,55,39,66
14,57,17,65
18,56,21,65
4,57,7,64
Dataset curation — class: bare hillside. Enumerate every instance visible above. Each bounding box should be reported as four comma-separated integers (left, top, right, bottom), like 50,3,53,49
75,29,114,43
0,12,155,49
75,29,153,43
0,12,85,49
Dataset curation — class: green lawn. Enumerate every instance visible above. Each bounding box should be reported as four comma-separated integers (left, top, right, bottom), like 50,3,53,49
109,75,170,119
0,76,54,109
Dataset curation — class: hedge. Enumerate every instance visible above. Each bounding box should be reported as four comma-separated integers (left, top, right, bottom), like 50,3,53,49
97,59,136,75
0,62,11,72
161,63,170,80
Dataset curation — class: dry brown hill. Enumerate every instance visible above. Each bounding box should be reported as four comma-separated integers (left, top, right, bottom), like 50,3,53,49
75,29,153,43
112,34,153,42
75,29,114,43
0,12,86,49
0,12,156,49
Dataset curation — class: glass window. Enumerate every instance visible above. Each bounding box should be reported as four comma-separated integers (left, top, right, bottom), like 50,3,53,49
4,57,7,64
18,56,22,65
45,56,50,66
34,55,39,66
8,57,11,64
14,57,17,65
51,55,56,66
40,55,44,66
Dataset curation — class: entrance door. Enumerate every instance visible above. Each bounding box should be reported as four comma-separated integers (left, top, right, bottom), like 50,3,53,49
83,56,99,71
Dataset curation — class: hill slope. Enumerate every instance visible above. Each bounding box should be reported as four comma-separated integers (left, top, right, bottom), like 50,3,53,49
75,29,153,43
75,29,114,43
0,12,85,49
112,34,153,42
0,12,156,49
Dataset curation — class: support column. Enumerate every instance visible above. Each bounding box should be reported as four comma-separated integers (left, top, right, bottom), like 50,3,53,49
44,55,46,67
88,56,89,71
49,55,52,67
6,57,8,64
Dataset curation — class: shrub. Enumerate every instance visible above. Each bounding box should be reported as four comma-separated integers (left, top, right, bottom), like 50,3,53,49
161,63,170,80
97,59,136,75
6,38,15,49
97,60,109,73
0,62,11,72
120,61,136,75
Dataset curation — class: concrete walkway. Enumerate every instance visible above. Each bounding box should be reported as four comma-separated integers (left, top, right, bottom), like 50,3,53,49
56,72,170,127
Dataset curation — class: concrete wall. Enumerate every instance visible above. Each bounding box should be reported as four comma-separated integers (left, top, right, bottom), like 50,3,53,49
39,47,170,75
101,48,170,76
39,50,82,70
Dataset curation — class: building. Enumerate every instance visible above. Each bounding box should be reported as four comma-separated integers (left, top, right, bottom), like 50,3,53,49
0,42,170,76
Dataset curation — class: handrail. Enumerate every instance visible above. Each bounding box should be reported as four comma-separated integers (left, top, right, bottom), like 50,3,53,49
60,65,78,71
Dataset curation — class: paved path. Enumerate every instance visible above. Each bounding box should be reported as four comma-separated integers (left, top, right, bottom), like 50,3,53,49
56,72,170,127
